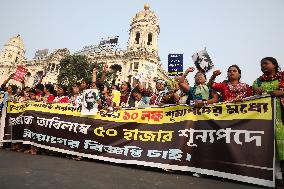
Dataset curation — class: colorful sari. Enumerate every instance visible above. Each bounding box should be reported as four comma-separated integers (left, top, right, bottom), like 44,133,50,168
212,81,252,102
253,71,284,160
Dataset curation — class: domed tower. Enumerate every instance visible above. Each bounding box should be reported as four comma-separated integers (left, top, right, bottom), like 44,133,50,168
0,34,26,66
123,4,168,89
128,4,160,54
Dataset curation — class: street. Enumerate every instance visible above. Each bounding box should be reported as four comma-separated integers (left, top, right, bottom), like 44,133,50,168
0,149,265,189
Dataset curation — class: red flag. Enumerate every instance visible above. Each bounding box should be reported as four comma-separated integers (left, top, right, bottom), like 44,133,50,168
13,66,28,82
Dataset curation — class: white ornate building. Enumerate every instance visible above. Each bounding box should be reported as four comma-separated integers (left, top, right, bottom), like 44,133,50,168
0,34,70,87
0,4,168,88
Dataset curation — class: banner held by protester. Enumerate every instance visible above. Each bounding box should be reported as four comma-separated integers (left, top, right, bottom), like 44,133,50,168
0,96,275,187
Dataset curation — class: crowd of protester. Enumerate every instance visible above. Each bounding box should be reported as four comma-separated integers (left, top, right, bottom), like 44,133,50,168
1,57,284,182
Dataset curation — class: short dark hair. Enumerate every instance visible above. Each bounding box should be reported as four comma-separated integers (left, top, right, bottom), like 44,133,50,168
130,86,141,98
73,82,80,87
45,84,54,94
29,88,36,94
85,92,97,101
98,82,111,93
35,84,44,92
81,79,91,86
261,57,281,73
111,84,120,90
194,71,206,79
23,87,30,91
121,81,131,93
10,85,18,95
57,85,68,96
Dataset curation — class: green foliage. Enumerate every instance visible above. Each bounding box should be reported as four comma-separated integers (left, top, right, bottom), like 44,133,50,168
96,63,114,84
57,55,93,89
57,55,120,90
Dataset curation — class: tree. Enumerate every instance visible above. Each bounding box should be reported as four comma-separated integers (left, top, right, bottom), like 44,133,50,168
57,55,93,89
57,55,118,90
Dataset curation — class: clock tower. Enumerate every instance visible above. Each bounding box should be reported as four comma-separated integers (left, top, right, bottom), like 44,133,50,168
124,4,168,89
127,3,160,54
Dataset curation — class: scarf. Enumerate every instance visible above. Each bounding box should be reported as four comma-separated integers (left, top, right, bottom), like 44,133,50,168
195,84,210,100
154,89,168,105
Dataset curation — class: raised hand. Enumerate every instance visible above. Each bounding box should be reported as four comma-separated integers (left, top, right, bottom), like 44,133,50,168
175,76,185,83
92,66,97,72
103,64,108,72
213,70,221,77
185,67,195,73
269,90,284,97
194,100,204,107
9,73,14,79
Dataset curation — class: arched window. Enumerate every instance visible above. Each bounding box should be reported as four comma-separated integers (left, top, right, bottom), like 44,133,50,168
147,33,153,45
134,62,139,70
135,32,140,44
48,63,51,71
52,63,56,71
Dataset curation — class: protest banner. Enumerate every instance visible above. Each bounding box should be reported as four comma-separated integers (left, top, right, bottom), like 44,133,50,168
0,96,275,187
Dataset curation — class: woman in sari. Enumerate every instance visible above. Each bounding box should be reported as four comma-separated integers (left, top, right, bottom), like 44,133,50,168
178,67,219,106
253,57,284,182
208,65,252,102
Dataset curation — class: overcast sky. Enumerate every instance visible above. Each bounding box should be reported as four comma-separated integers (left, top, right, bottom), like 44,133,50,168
0,0,283,85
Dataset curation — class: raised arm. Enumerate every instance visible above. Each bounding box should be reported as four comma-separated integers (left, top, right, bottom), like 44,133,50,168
21,79,26,90
177,67,195,93
99,64,108,83
36,71,46,85
208,70,221,87
1,74,14,88
92,67,97,83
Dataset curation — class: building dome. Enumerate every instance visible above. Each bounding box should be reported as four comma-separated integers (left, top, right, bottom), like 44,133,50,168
131,4,159,27
0,34,26,66
5,34,25,51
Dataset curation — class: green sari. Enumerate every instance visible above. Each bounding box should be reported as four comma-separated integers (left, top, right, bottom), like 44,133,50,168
253,79,284,160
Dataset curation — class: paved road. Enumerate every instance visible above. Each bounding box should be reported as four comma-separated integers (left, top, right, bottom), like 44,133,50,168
0,149,266,189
